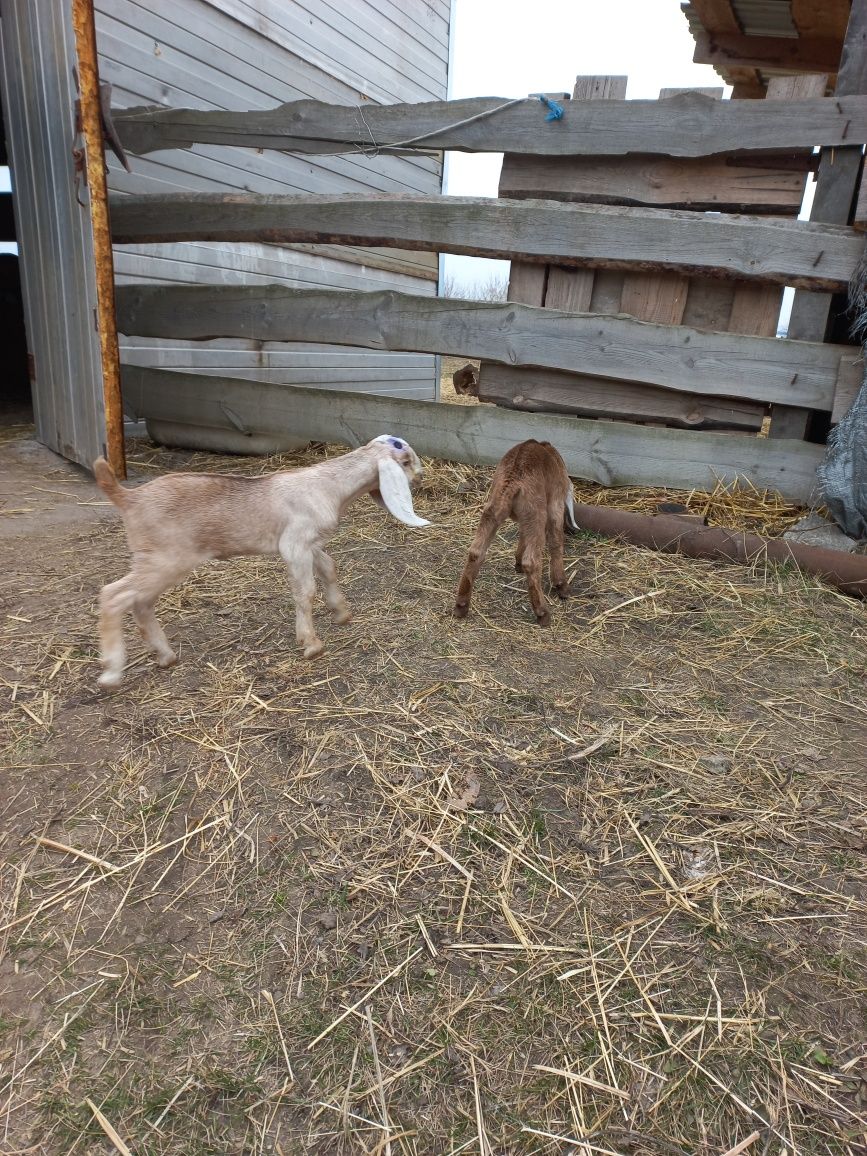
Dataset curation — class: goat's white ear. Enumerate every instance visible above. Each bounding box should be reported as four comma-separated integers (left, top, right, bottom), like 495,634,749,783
376,457,430,528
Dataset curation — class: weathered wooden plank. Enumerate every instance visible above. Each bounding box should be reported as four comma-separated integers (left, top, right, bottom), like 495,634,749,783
111,93,867,158
476,363,765,431
545,267,593,312
770,3,867,437
686,0,741,35
693,31,844,74
498,153,812,215
121,365,822,501
507,262,546,306
726,75,827,348
855,163,867,231
620,272,689,324
728,282,784,337
108,193,867,292
681,277,735,331
114,284,854,411
791,0,850,44
572,76,628,101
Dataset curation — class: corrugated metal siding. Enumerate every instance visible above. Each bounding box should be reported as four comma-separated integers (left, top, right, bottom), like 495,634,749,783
0,0,107,467
95,0,450,404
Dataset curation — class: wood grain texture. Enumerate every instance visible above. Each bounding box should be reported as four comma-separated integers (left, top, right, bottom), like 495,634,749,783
620,272,689,324
111,93,867,157
544,267,593,312
770,2,866,436
114,284,853,411
121,365,823,501
498,153,811,215
476,363,765,431
107,192,866,292
693,31,844,74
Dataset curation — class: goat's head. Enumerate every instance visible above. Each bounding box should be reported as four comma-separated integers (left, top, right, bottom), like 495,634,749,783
366,435,430,527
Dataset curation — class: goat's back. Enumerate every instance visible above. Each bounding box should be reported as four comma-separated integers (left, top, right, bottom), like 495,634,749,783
107,470,321,560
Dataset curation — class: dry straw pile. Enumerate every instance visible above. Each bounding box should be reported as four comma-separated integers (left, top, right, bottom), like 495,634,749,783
0,428,865,1156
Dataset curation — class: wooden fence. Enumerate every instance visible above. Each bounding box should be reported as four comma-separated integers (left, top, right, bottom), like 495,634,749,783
109,77,867,502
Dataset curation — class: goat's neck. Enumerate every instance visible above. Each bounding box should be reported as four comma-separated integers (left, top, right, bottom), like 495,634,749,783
319,447,381,508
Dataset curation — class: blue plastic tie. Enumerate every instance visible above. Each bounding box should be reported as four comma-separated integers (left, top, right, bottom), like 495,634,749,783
537,94,564,121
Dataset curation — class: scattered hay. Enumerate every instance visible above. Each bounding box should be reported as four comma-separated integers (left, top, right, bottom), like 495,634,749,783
1,428,865,1155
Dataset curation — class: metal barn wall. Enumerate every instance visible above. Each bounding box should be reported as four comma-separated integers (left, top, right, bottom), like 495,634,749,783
0,0,108,468
96,0,451,403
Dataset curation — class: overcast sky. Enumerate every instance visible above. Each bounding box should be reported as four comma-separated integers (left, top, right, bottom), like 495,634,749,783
443,0,729,289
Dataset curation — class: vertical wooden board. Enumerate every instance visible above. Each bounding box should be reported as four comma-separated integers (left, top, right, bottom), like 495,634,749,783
572,75,628,101
538,76,629,316
728,281,783,337
506,262,546,306
620,272,688,325
589,270,625,315
855,163,867,231
618,84,717,329
681,277,735,331
761,73,836,440
545,267,593,312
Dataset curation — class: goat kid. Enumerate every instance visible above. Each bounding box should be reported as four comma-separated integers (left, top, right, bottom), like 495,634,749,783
93,435,429,689
453,439,577,625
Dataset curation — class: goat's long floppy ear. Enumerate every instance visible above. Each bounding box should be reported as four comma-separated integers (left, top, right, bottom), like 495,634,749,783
377,457,430,527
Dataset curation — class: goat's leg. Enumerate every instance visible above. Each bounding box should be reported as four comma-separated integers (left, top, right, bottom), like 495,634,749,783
514,529,527,574
280,538,323,658
132,599,178,668
98,574,138,689
313,547,351,625
99,561,189,688
517,520,550,625
546,505,570,600
453,501,509,618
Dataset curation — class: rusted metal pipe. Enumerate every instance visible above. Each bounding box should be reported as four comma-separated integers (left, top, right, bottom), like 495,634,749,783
571,503,867,598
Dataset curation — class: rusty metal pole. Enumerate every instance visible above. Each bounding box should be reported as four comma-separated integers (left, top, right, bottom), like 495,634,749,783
70,0,126,477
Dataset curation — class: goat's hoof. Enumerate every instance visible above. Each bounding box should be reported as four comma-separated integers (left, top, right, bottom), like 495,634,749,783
535,611,551,627
554,583,571,600
156,650,178,669
452,602,469,619
334,608,352,626
97,669,124,690
303,640,325,660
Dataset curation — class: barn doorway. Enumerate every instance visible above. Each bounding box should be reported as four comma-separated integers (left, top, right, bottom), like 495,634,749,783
0,88,31,426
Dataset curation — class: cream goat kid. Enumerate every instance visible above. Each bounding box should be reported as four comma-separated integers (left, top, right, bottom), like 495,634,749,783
93,435,428,689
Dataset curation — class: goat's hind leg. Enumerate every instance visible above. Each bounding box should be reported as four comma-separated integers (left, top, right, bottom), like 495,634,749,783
546,502,570,600
98,574,137,689
518,520,550,625
453,499,509,619
313,547,351,625
133,599,177,669
98,563,185,689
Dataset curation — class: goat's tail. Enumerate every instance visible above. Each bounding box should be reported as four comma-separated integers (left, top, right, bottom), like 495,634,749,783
93,457,128,507
563,486,579,534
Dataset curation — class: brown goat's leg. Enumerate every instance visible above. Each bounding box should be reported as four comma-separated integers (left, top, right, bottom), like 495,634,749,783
313,547,351,625
519,522,550,625
514,530,526,574
280,537,324,658
546,506,570,599
453,501,509,618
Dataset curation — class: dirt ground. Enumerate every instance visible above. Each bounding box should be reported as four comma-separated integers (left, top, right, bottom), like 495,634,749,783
1,406,865,1155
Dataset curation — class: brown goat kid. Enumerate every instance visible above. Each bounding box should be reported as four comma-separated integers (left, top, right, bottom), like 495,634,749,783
453,440,577,625
92,435,428,689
